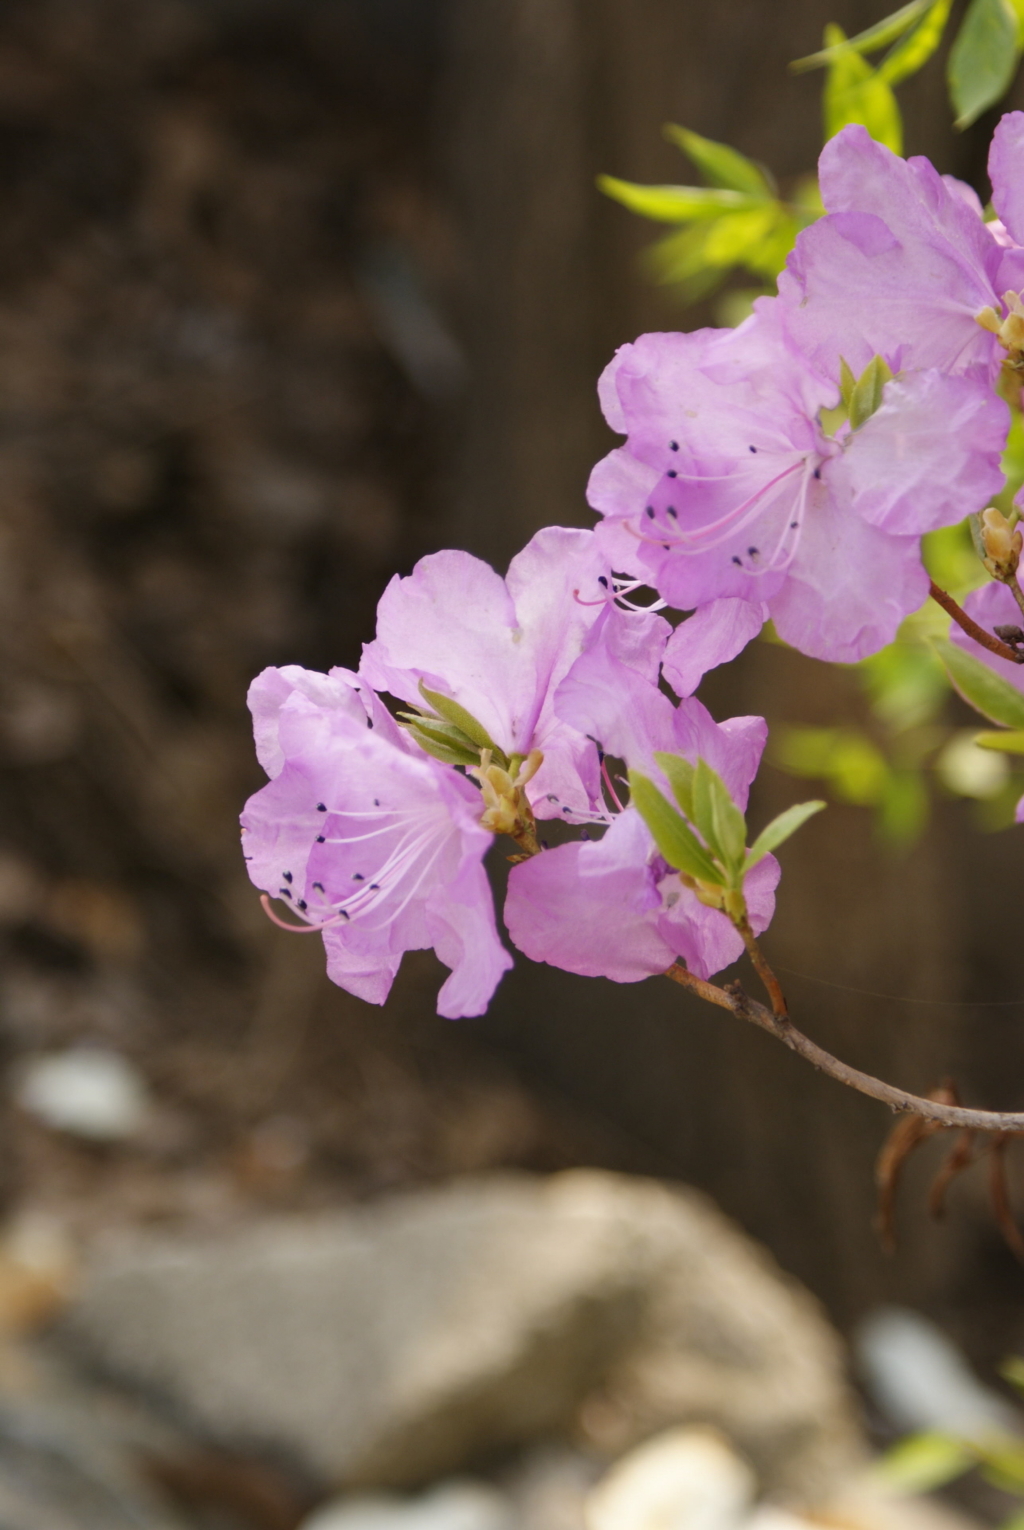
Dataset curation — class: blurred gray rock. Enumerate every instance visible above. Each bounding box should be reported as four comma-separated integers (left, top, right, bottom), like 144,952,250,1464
301,1479,513,1530
62,1172,865,1499
0,1357,190,1530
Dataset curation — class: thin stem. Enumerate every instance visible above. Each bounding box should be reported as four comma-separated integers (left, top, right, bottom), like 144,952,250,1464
664,963,1024,1132
735,913,789,1019
929,580,1024,665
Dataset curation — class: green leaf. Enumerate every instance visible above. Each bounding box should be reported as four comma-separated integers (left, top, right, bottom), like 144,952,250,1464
745,800,826,870
947,0,1020,129
975,728,1024,753
824,25,904,151
400,718,484,768
628,771,723,885
879,0,953,85
879,768,930,843
692,759,747,874
417,680,500,755
849,354,894,429
662,124,773,195
792,0,929,70
701,205,783,267
1000,1356,1024,1394
932,636,1024,727
874,1431,974,1493
653,751,695,819
839,357,857,410
596,176,758,223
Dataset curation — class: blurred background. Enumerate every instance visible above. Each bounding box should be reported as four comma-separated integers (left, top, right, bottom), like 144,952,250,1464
0,1,1023,1523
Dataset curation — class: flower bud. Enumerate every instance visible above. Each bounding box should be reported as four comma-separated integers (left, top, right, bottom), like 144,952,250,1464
977,292,1024,364
980,506,1023,582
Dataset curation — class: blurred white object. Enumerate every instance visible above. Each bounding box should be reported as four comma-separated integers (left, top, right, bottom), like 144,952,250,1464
856,1307,1022,1441
585,1427,756,1530
301,1481,513,1530
936,733,1008,800
16,1046,151,1140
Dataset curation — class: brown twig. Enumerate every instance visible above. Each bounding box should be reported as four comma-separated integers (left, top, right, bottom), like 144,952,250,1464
989,1136,1024,1263
875,1108,947,1251
664,962,1024,1132
929,580,1024,664
928,1126,976,1220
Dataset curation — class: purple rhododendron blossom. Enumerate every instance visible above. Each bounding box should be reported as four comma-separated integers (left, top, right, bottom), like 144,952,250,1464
361,525,670,821
241,665,511,1019
777,124,1024,380
504,643,778,982
990,113,1024,248
589,304,1006,663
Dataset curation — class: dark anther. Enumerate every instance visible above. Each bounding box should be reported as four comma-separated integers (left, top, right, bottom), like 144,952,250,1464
369,883,380,891
749,445,757,453
547,794,559,803
732,556,742,566
667,470,677,478
748,547,759,557
366,717,373,728
790,521,799,529
646,506,655,519
316,835,325,843
340,910,350,921
373,798,380,806
562,805,572,813
995,623,1024,644
598,575,608,587
297,900,307,911
283,871,293,883
540,839,549,849
580,829,590,840
317,803,327,812
313,882,324,892
353,872,365,881
669,440,679,451
813,467,821,480
667,507,678,519
279,888,292,899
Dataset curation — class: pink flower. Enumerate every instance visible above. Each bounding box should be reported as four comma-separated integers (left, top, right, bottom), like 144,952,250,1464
777,124,1024,380
241,665,511,1019
589,304,1005,664
360,525,670,822
504,643,778,982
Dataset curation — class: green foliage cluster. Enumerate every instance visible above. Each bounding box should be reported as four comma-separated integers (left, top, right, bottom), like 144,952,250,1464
600,1,1024,844
629,753,822,920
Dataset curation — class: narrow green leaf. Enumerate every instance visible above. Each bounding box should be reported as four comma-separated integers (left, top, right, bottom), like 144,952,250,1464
974,728,1024,753
628,771,723,884
792,0,928,70
596,176,758,223
947,0,1019,128
932,636,1024,727
662,125,772,195
879,0,953,85
745,800,826,870
701,205,782,266
824,25,904,152
402,720,483,768
849,354,894,429
839,357,857,410
874,1432,974,1493
693,759,747,874
653,751,695,819
1000,1356,1024,1394
417,680,499,754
